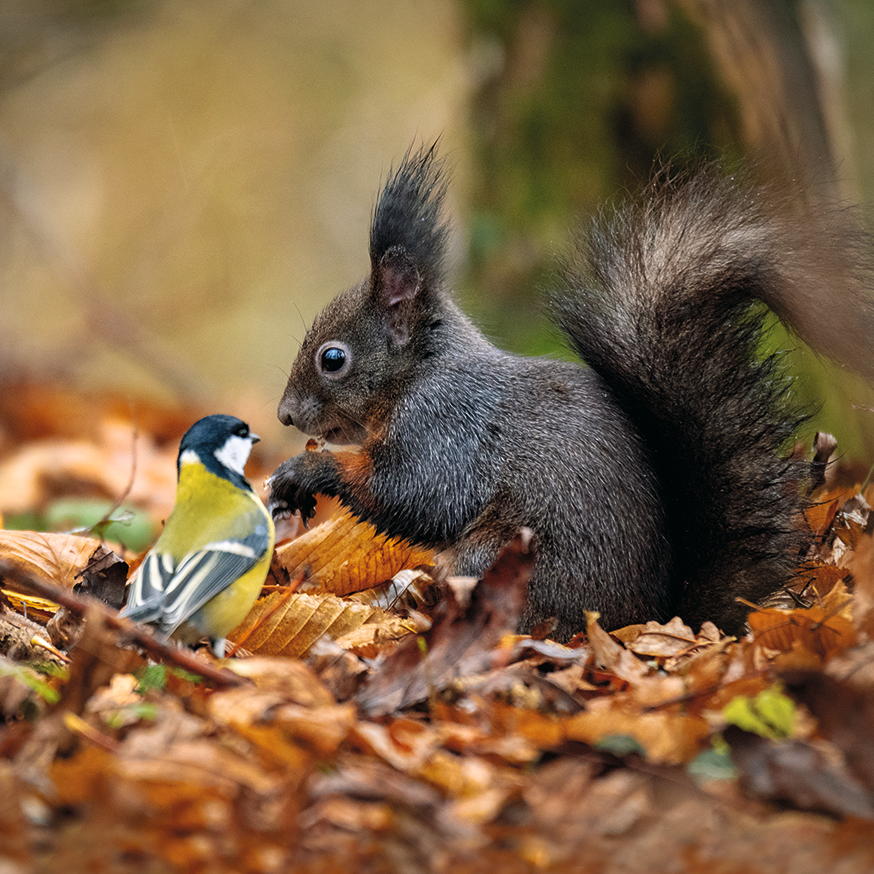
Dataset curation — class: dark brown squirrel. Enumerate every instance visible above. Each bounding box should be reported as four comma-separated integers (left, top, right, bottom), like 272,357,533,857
268,144,873,639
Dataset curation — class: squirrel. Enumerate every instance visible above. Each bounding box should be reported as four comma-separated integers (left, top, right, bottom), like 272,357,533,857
268,144,873,639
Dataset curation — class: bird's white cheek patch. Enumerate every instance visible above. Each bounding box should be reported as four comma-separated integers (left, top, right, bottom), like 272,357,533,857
214,435,253,476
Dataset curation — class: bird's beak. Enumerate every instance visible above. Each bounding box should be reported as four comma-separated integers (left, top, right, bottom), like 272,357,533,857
250,433,261,444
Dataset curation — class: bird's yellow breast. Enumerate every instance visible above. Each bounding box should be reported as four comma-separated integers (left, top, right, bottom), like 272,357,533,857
158,459,275,643
157,460,272,558
189,554,272,641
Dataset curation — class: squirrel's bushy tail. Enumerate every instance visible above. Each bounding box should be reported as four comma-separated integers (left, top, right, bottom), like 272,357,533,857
553,168,873,631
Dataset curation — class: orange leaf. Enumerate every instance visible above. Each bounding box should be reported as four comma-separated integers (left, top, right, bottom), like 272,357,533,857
748,583,855,661
271,509,435,595
565,704,710,764
229,591,414,658
805,497,841,537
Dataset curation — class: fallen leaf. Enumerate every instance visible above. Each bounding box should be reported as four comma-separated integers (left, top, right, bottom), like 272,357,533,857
0,530,125,618
229,591,413,657
846,530,874,636
585,612,651,683
271,508,435,595
726,726,874,820
748,583,856,662
782,663,874,793
565,701,710,764
805,495,842,538
614,616,720,661
357,530,533,716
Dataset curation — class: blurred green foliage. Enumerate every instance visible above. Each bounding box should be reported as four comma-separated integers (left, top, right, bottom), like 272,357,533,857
462,0,739,353
5,498,155,552
461,0,874,457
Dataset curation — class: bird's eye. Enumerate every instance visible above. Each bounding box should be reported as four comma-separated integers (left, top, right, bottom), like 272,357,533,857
234,423,249,437
316,341,351,378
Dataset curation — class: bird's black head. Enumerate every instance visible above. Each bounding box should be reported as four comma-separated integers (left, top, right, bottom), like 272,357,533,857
177,414,260,486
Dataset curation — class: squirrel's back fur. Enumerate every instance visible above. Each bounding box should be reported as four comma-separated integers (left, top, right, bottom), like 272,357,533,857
272,148,873,637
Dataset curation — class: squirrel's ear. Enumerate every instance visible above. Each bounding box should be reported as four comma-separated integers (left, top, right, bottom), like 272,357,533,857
374,246,422,345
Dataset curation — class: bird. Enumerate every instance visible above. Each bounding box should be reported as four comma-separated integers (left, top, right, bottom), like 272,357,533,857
121,414,275,657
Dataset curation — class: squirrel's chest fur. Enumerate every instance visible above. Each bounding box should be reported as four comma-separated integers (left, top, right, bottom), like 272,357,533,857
366,349,671,637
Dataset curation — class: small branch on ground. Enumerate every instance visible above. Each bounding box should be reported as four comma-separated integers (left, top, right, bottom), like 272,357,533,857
0,560,246,688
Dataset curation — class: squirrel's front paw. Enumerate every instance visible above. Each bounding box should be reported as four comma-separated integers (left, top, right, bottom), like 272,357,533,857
266,457,319,525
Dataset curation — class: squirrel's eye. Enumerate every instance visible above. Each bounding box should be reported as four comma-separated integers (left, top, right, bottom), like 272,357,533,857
321,348,345,371
317,342,351,377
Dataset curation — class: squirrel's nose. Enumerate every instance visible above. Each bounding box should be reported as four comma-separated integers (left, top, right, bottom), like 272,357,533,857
277,397,297,428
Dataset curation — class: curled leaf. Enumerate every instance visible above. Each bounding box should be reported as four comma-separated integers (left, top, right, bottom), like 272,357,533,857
0,530,125,619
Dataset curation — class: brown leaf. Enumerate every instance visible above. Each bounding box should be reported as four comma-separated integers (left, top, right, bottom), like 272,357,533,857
357,530,533,716
347,568,436,611
141,659,331,780
585,612,651,683
59,607,142,719
805,495,842,538
220,655,324,697
229,591,413,658
783,661,874,794
795,563,852,600
331,612,429,656
271,508,435,595
351,718,439,773
726,726,874,820
0,530,125,619
211,663,355,762
748,583,856,662
847,530,874,636
0,762,30,867
565,702,710,764
614,616,718,661
475,700,569,753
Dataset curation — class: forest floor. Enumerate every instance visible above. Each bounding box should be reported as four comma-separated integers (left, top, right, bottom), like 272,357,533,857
0,381,873,873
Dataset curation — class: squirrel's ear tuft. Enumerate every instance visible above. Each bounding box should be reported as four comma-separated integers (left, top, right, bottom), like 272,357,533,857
370,142,448,285
374,246,421,345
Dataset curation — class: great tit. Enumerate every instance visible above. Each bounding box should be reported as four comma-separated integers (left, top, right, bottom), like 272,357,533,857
121,414,275,657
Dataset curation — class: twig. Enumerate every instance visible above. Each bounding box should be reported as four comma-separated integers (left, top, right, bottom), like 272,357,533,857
63,711,121,754
30,635,71,663
0,561,246,689
80,416,139,542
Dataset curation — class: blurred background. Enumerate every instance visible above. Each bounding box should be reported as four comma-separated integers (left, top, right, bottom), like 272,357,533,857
0,0,872,459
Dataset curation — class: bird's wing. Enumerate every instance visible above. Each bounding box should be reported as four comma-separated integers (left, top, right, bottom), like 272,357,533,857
121,517,271,635
155,525,270,635
121,551,178,623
